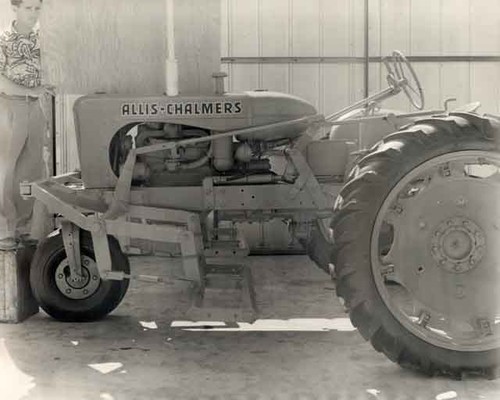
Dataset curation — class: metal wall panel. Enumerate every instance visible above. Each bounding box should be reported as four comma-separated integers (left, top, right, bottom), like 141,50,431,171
230,0,259,57
289,0,322,110
366,0,500,114
470,0,500,55
262,64,289,93
225,0,365,114
259,0,291,92
40,0,166,94
231,64,260,92
323,64,351,116
291,64,320,109
379,0,411,55
441,0,470,56
471,63,500,114
291,0,321,57
410,0,441,56
413,63,440,110
261,0,290,57
441,63,471,109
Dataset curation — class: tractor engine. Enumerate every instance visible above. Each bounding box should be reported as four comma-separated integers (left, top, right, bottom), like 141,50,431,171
110,122,274,187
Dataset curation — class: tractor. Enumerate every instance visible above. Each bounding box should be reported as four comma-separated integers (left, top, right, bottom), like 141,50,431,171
22,51,500,377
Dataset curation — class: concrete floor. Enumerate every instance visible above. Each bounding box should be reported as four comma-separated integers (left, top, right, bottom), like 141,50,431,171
1,255,500,400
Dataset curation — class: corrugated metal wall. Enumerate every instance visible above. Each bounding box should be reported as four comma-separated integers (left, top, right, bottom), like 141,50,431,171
222,0,500,115
1,0,500,171
221,0,366,115
371,0,500,112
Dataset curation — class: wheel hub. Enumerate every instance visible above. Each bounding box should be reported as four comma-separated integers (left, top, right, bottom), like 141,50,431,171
66,268,90,289
371,150,500,352
431,217,485,274
55,255,100,300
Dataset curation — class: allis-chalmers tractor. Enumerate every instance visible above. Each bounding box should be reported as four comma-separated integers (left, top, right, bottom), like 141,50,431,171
23,51,500,377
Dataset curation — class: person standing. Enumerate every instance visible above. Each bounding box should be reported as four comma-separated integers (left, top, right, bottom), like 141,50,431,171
0,0,52,250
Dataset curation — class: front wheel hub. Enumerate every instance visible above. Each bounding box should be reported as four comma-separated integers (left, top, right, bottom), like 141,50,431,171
431,217,486,273
55,255,101,300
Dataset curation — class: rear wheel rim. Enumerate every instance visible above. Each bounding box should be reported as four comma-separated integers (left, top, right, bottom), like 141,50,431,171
371,150,500,351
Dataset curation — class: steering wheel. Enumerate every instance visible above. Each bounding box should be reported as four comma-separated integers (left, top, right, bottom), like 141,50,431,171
383,50,425,110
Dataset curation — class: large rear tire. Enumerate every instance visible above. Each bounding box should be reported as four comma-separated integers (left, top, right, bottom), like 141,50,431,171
30,230,130,322
332,113,500,377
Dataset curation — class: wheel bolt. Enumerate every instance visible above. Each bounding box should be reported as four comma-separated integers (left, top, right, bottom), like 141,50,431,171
92,276,98,281
455,285,466,299
84,260,89,266
66,289,71,294
83,289,88,295
456,198,467,208
58,274,63,279
453,264,463,272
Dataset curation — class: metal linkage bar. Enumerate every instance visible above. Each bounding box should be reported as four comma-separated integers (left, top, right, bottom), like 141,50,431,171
326,86,397,121
324,109,445,126
221,56,500,64
135,114,324,155
61,221,82,278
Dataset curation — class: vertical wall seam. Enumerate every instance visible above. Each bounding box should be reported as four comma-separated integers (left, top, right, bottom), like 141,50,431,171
408,0,412,55
319,0,324,113
288,0,293,94
62,96,67,173
257,0,263,89
467,0,472,103
58,97,62,173
408,0,412,111
378,0,383,95
347,0,353,103
439,0,443,107
227,0,233,92
57,97,63,173
363,0,370,97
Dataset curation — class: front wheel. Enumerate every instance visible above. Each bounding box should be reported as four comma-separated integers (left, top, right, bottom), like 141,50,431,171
332,113,500,377
30,230,130,322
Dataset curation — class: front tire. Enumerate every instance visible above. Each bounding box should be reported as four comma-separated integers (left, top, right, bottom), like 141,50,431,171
30,230,130,322
332,113,500,377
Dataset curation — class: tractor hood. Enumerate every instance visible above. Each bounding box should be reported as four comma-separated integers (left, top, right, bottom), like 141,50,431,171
73,91,317,189
74,90,317,134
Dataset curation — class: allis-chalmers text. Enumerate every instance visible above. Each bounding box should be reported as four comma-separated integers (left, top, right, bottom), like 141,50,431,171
121,101,243,117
